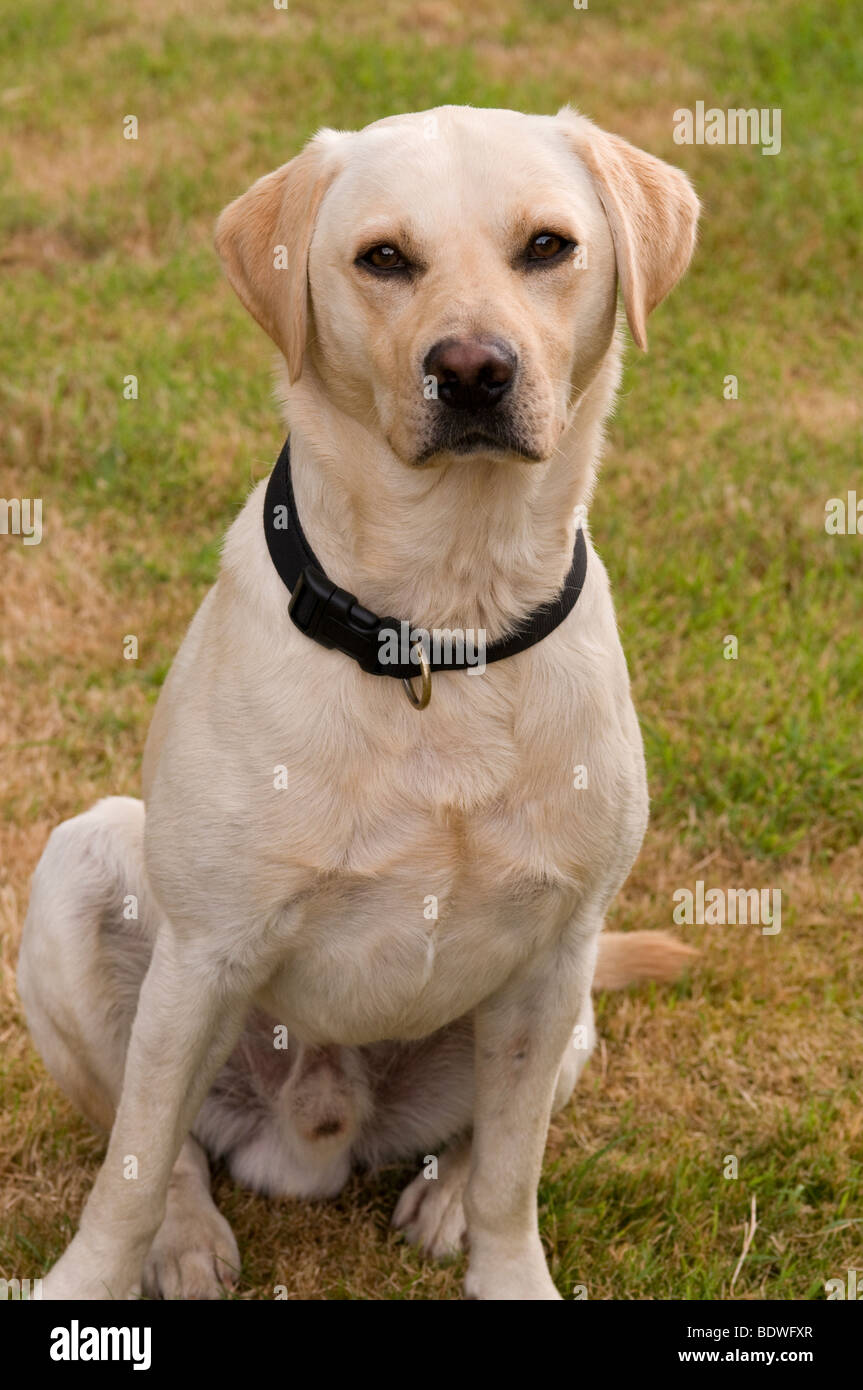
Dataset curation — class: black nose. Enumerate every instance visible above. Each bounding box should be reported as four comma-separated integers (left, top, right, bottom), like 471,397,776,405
423,337,516,411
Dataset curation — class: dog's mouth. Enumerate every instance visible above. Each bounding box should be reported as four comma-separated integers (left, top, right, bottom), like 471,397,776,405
415,417,542,466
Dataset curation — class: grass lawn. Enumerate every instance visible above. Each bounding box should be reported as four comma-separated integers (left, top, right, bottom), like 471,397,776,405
1,0,860,1299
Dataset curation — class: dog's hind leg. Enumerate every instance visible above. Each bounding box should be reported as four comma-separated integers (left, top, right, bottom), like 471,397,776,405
18,797,239,1299
391,1135,472,1259
141,1133,239,1299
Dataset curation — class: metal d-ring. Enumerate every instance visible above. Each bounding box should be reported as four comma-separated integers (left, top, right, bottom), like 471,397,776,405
402,641,432,710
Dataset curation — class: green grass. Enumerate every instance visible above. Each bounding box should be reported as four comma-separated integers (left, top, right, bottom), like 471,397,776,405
1,0,861,1300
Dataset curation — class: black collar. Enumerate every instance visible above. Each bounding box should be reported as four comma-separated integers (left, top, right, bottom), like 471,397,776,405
263,437,587,680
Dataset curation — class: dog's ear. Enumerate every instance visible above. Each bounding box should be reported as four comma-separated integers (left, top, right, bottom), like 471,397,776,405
557,108,699,350
214,132,344,382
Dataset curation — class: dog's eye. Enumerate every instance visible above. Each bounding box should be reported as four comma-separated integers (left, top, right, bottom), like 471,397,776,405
358,244,407,272
525,232,574,263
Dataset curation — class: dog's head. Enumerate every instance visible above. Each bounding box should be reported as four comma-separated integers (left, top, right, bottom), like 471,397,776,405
215,106,698,469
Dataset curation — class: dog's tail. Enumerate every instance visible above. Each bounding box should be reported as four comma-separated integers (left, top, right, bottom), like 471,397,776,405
593,930,696,991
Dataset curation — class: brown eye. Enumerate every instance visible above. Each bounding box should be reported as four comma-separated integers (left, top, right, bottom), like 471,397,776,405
526,232,573,262
359,244,407,271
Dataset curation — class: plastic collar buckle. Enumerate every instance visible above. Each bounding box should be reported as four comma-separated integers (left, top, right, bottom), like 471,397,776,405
288,567,389,676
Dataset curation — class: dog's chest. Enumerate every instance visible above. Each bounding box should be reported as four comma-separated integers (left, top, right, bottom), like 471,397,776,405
147,571,646,1047
248,667,642,1045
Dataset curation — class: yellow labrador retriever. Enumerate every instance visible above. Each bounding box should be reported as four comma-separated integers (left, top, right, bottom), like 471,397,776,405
19,104,698,1300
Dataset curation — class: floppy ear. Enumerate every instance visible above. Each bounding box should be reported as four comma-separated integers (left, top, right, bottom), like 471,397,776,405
214,133,343,382
558,108,699,350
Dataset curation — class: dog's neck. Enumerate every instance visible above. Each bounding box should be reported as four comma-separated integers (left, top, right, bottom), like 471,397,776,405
279,342,622,640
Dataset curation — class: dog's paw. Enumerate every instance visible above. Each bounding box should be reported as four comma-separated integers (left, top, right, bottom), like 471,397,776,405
464,1261,562,1300
142,1201,240,1300
464,1239,562,1300
392,1154,469,1261
40,1229,143,1300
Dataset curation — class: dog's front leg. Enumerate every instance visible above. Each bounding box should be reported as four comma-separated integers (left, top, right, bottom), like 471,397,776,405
463,927,598,1301
42,924,251,1300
